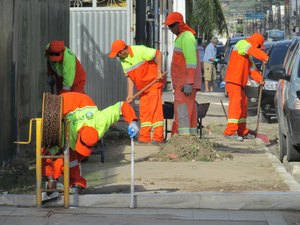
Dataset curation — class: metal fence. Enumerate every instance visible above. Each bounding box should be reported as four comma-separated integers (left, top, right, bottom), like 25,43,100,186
70,1,132,109
0,0,69,164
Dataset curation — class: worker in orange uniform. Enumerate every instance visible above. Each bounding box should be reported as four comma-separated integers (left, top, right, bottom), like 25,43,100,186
224,33,269,141
164,12,202,135
108,40,165,145
45,40,86,94
42,92,139,197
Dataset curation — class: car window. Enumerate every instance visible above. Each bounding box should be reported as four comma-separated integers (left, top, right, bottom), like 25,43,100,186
290,52,300,80
286,43,300,75
224,45,234,63
268,46,289,67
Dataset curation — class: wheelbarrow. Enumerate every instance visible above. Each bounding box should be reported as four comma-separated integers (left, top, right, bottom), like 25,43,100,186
163,101,210,139
195,102,210,138
162,101,174,140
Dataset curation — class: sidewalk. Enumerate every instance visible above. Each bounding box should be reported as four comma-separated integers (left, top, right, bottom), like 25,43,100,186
0,206,299,225
1,89,300,211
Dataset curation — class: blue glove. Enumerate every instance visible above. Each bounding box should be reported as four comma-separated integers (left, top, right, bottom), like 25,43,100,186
219,81,226,89
128,121,139,138
181,84,193,96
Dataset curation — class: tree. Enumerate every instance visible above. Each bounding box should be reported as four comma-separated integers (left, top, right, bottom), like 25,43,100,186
191,0,228,40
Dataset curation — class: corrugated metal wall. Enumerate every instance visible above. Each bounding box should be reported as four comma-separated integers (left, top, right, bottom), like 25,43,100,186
0,0,69,164
70,6,131,108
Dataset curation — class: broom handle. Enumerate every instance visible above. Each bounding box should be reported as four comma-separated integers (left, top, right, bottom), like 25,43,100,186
128,71,168,102
220,100,227,119
255,84,263,133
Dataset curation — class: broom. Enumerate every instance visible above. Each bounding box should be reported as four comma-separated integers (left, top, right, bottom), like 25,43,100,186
253,84,269,143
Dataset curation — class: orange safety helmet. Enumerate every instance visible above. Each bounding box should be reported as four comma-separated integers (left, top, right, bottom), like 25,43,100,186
164,12,184,26
246,33,266,49
109,40,126,58
75,126,99,156
48,40,65,62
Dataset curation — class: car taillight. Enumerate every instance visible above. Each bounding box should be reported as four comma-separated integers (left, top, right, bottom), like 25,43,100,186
263,79,278,91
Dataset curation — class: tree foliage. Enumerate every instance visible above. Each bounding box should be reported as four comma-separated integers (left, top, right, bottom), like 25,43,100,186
192,0,228,40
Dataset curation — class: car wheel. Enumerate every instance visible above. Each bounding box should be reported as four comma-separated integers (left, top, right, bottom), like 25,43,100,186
278,130,287,163
286,135,300,162
260,113,271,123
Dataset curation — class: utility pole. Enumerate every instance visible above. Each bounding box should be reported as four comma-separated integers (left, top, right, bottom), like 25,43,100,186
269,0,273,29
297,0,300,34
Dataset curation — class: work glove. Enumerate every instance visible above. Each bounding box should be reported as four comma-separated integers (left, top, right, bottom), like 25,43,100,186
181,84,193,96
128,121,139,138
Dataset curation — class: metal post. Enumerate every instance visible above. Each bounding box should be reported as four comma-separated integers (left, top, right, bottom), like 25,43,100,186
130,137,135,208
35,118,42,208
63,120,70,208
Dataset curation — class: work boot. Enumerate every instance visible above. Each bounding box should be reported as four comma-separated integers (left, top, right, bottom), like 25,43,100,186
135,141,151,146
42,191,60,201
224,134,243,142
69,184,84,194
243,133,256,139
151,140,165,146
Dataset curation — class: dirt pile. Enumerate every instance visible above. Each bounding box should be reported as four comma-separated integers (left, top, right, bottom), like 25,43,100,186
150,134,233,162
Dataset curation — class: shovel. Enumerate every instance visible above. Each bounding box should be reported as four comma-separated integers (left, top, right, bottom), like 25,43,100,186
253,84,269,143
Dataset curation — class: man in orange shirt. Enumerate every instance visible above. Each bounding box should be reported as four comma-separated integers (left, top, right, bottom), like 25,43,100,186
109,40,164,145
224,33,269,141
42,92,139,197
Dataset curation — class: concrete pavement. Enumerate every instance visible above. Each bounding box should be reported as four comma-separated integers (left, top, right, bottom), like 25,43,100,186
0,206,300,225
1,90,300,217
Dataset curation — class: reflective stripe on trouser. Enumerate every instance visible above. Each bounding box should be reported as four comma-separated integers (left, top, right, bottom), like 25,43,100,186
69,150,87,189
138,87,164,142
224,83,249,136
172,88,198,135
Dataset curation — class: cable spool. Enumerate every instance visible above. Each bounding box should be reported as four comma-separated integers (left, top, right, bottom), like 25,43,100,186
42,93,63,148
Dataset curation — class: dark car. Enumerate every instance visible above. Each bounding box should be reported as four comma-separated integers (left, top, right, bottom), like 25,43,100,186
216,43,225,59
268,37,300,162
241,42,272,113
260,40,292,121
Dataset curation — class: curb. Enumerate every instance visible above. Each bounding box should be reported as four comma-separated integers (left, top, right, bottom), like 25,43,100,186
1,192,300,210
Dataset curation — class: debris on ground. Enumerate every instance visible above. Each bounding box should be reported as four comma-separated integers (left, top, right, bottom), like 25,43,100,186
149,134,233,162
0,147,35,194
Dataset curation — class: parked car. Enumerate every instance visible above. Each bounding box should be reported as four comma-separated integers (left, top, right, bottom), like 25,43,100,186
261,40,292,120
198,44,205,74
246,40,292,120
216,42,225,58
265,29,285,42
216,43,225,74
268,37,300,162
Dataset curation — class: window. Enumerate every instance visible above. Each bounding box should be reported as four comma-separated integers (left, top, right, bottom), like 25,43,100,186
70,0,126,8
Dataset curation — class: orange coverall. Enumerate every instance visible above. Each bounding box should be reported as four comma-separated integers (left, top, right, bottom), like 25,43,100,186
42,92,137,188
121,46,164,143
224,33,269,136
167,16,202,135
